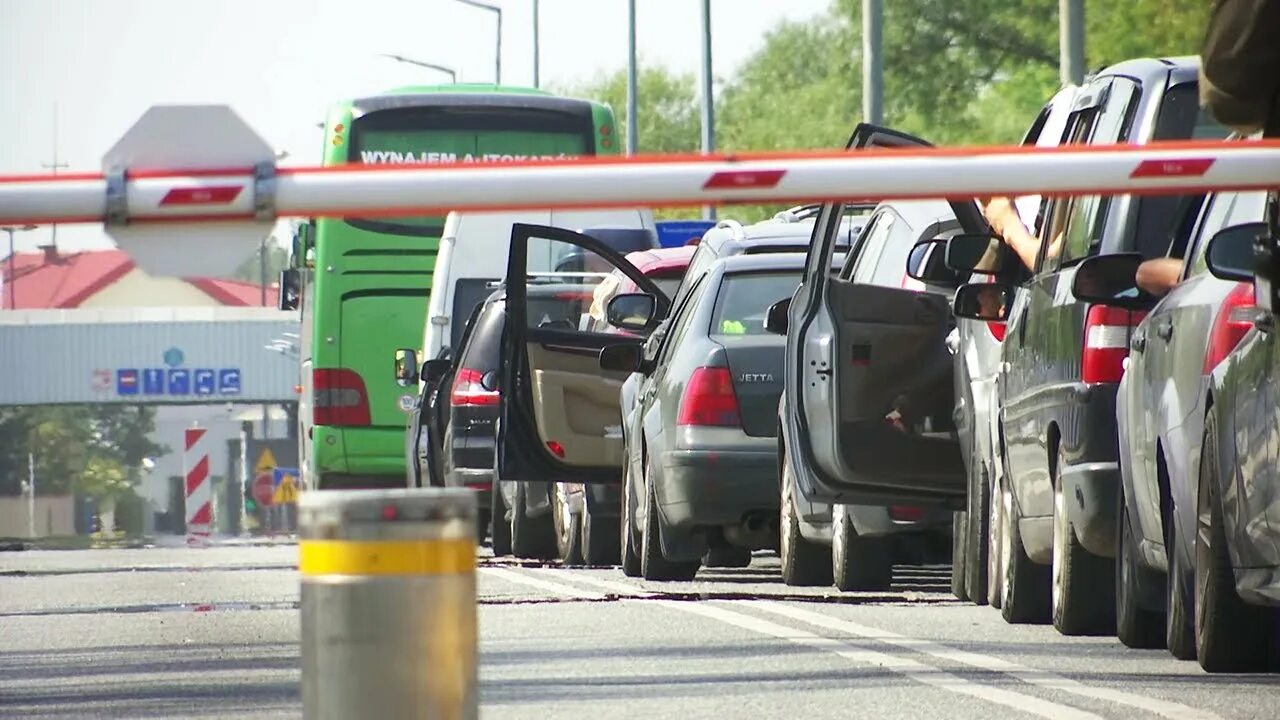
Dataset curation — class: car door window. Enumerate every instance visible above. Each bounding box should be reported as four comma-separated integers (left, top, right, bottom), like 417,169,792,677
842,211,895,282
1189,191,1267,277
671,244,715,306
1051,78,1140,269
656,275,709,367
868,213,922,287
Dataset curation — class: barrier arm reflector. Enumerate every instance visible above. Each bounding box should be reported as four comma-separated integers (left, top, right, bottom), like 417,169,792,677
3,140,1280,227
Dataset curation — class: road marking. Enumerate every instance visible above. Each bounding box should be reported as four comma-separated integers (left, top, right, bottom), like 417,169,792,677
484,568,1104,720
748,601,1224,720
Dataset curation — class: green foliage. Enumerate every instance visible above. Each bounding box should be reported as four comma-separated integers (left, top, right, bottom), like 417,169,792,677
232,239,290,285
0,405,164,501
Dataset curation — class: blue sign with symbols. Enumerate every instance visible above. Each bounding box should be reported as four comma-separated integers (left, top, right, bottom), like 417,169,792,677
167,369,191,395
218,369,241,395
193,369,216,396
116,369,140,396
142,369,166,395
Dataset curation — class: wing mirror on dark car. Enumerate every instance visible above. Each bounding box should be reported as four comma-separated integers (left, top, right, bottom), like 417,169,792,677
394,348,420,386
1205,222,1266,283
419,358,451,386
599,344,645,374
945,233,1008,274
606,293,658,332
906,238,964,287
952,283,1016,322
764,298,791,335
1071,252,1156,309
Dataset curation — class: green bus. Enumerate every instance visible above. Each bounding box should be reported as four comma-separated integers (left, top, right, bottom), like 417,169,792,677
291,85,620,490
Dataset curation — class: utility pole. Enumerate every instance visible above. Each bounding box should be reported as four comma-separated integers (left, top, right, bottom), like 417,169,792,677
699,0,715,221
1059,0,1085,85
454,0,502,84
627,0,638,155
41,104,68,251
27,451,35,538
862,0,883,124
532,0,540,88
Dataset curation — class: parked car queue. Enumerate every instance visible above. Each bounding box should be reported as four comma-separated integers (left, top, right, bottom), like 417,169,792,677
392,54,1279,674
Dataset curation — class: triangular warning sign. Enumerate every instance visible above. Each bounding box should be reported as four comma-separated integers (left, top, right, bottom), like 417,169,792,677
255,447,278,473
273,473,299,504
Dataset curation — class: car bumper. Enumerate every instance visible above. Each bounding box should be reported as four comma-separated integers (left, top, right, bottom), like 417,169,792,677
657,448,778,529
1058,460,1120,558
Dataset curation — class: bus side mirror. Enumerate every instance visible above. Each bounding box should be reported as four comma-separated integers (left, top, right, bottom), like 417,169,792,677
278,269,301,311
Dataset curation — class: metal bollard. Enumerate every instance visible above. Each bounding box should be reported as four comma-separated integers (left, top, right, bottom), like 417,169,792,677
299,488,478,720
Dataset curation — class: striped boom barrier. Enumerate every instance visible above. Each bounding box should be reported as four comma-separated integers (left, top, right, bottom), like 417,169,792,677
183,428,212,547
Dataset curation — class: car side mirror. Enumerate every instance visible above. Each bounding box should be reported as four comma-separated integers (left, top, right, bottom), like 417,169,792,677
606,293,658,332
599,343,644,373
945,233,1007,273
765,298,791,335
420,358,451,386
1071,252,1155,309
480,370,500,392
952,283,1015,321
1205,222,1266,283
278,269,301,311
394,348,419,386
907,237,964,287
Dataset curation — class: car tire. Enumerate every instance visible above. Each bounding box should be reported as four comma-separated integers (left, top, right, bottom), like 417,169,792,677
951,511,970,600
705,546,753,568
779,454,833,587
1194,407,1272,672
1165,513,1197,661
1115,499,1164,649
640,461,700,581
580,495,620,566
1000,471,1051,624
987,462,1005,609
965,460,991,605
551,483,583,566
1051,448,1116,636
490,473,512,558
832,504,891,591
620,460,642,577
511,482,557,561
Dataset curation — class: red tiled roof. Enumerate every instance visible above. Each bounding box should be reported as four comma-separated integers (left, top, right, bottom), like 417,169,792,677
0,247,277,308
0,247,135,309
186,277,279,307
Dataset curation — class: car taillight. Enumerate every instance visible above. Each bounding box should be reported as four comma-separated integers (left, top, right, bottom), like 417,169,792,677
1203,282,1258,373
451,368,499,407
987,322,1007,342
889,505,925,522
676,367,742,427
313,368,371,426
1081,306,1145,384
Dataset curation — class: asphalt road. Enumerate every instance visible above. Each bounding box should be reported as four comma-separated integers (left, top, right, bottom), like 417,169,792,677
2,541,1278,719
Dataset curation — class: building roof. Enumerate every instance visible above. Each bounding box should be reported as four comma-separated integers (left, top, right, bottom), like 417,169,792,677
1,246,276,309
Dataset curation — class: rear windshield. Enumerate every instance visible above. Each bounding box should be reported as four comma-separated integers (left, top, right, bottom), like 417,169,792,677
450,278,500,351
457,302,505,371
710,271,801,337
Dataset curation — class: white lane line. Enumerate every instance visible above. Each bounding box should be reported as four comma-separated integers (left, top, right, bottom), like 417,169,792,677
482,568,1104,720
480,567,607,600
748,601,1224,720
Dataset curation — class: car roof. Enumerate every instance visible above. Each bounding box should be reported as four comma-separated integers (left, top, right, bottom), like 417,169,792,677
714,252,809,274
1093,55,1199,86
874,198,959,229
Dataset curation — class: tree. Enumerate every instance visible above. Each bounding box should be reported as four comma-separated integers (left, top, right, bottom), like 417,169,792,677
562,64,702,155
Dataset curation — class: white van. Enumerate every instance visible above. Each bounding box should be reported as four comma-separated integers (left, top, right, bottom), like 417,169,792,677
422,208,657,362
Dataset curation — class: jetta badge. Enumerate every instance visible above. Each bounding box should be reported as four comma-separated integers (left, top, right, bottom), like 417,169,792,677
740,373,774,383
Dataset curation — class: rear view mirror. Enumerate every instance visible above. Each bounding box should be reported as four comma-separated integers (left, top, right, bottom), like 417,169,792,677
946,233,1006,274
294,222,315,269
278,269,301,311
1205,222,1265,283
1071,252,1153,309
765,298,791,335
907,238,964,287
420,358,451,386
394,349,419,386
599,344,644,373
606,293,657,332
953,283,1015,321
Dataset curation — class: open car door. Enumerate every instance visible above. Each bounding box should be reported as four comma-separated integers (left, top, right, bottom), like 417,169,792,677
499,223,670,485
787,122,974,506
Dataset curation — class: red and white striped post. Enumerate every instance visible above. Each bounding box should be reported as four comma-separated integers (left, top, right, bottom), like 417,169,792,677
183,427,212,547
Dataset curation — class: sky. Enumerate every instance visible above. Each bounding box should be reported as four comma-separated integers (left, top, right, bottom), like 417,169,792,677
0,0,831,253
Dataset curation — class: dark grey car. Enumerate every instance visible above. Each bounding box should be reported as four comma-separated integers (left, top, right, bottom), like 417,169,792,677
602,253,811,580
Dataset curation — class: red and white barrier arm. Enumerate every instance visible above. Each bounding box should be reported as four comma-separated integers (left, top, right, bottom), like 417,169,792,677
3,140,1280,226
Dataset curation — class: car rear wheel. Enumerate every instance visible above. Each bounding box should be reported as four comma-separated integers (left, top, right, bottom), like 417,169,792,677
552,483,583,566
1194,407,1272,672
1051,448,1116,635
1115,499,1164,649
987,462,1005,608
779,453,833,587
832,504,892,591
1000,472,1050,624
580,494,620,566
490,472,512,557
640,462,700,581
951,511,970,600
965,460,991,605
619,460,642,576
511,482,556,561
1165,514,1197,660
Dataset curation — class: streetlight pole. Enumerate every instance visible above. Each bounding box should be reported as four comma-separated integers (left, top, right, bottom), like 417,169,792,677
862,0,883,125
1059,0,1085,85
454,0,502,85
627,0,638,156
2,225,37,310
532,0,540,88
699,0,715,221
378,54,458,82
